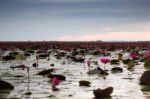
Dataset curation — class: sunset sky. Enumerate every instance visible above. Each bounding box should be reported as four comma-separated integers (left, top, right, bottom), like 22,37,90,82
0,0,150,41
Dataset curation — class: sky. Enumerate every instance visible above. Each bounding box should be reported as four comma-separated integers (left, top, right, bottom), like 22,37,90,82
0,0,150,41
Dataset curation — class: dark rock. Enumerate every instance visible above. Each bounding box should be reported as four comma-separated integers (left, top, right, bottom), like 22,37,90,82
50,64,54,67
37,69,54,75
97,67,109,75
32,62,38,67
79,50,85,55
93,51,101,55
68,94,73,97
36,50,43,54
70,56,85,63
24,52,30,56
10,64,27,70
13,75,25,78
111,67,123,73
27,50,35,54
93,87,113,98
62,61,65,65
54,53,62,59
59,52,67,57
0,80,14,90
140,70,150,86
87,67,108,75
24,92,32,95
48,74,66,81
2,55,15,61
71,51,79,56
110,59,119,65
79,80,91,87
10,52,19,55
87,69,101,75
118,53,123,60
38,53,49,59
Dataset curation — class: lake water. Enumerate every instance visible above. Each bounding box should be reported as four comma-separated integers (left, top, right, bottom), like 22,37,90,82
0,52,150,99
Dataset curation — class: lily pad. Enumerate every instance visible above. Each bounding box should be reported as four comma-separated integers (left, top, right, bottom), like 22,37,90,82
141,86,150,92
24,92,32,95
144,58,150,68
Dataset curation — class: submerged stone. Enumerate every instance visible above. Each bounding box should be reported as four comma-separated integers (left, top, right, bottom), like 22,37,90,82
24,92,32,95
48,74,66,81
0,80,14,90
72,57,85,63
47,95,56,98
2,55,15,61
140,70,150,86
118,53,123,60
32,62,38,67
37,69,54,75
24,52,31,56
110,59,120,65
79,80,91,87
13,75,25,78
38,53,49,59
93,87,113,98
87,69,101,75
87,67,108,75
111,67,123,73
50,64,54,67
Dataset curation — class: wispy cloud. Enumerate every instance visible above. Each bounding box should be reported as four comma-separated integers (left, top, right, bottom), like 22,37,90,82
32,0,94,2
0,0,150,41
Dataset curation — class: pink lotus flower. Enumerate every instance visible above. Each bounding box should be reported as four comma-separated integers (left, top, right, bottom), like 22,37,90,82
144,52,150,58
100,58,110,79
100,58,110,64
52,77,60,87
130,53,138,60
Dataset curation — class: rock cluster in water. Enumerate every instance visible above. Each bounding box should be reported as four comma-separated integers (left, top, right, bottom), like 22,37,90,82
0,80,14,90
140,70,150,86
79,80,91,87
93,87,113,98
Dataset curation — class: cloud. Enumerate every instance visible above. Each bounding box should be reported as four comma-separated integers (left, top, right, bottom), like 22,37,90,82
33,0,94,2
0,0,150,41
57,32,150,41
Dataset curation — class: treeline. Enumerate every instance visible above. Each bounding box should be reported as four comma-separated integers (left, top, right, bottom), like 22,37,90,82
0,41,150,51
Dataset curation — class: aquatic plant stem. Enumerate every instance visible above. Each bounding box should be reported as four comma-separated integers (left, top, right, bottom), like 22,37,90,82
103,64,106,79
